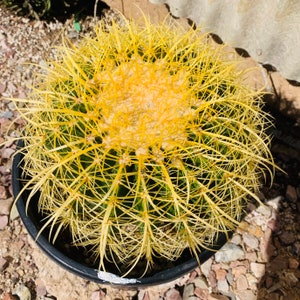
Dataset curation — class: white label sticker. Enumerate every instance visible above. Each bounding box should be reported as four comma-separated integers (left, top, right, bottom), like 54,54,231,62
97,270,140,284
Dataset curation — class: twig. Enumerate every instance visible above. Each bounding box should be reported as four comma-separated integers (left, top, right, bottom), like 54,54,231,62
94,0,99,20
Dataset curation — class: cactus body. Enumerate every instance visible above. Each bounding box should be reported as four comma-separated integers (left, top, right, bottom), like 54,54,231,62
16,17,274,275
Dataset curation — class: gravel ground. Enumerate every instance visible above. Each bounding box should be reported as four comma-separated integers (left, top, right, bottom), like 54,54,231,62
0,4,300,300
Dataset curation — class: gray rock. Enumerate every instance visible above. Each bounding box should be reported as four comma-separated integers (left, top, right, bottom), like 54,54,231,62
217,279,229,292
243,233,259,250
215,243,245,263
182,283,194,300
0,111,13,119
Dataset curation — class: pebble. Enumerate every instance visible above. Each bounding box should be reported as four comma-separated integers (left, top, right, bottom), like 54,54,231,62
0,198,14,215
236,289,256,300
243,233,259,249
217,279,229,292
288,258,299,269
231,265,248,278
236,274,249,290
165,288,182,300
194,287,209,299
286,185,298,202
256,204,272,218
279,230,296,245
1,148,15,159
35,278,47,298
200,257,213,277
13,284,31,300
0,111,14,119
267,196,282,210
90,291,102,300
215,269,227,281
2,294,18,300
214,243,245,263
230,234,242,245
0,215,8,230
0,186,7,199
193,276,209,289
182,284,194,299
0,257,9,271
250,262,265,278
208,295,230,300
0,83,7,94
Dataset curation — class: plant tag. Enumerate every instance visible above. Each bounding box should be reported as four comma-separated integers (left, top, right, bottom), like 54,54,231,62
97,270,140,284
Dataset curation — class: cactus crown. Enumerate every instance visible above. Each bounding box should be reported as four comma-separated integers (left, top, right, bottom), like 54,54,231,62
15,17,274,276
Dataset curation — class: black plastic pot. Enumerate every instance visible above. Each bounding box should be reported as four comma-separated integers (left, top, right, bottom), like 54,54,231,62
12,140,230,288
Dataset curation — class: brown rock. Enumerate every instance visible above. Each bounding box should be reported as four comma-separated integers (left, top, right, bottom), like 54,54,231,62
165,288,182,300
230,260,250,269
208,270,217,288
236,274,249,290
193,276,209,290
0,186,7,199
246,273,258,289
35,278,47,298
260,227,274,261
0,83,7,94
0,215,8,230
0,198,14,215
266,293,281,300
267,218,280,232
91,290,107,300
279,231,296,245
265,276,274,289
194,287,209,299
0,118,12,135
188,270,199,283
269,256,288,272
286,185,298,202
2,293,18,300
1,147,15,159
245,252,258,262
248,225,263,238
231,265,248,278
0,257,9,271
208,294,230,300
288,258,300,269
235,289,256,300
215,269,227,281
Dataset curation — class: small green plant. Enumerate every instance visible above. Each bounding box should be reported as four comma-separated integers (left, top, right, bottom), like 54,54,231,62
13,17,274,276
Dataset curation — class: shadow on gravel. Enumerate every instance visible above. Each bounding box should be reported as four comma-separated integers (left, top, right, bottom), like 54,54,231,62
257,106,300,300
0,0,110,22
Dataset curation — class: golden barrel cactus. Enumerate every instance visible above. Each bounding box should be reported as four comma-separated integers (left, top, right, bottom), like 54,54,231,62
15,17,274,276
